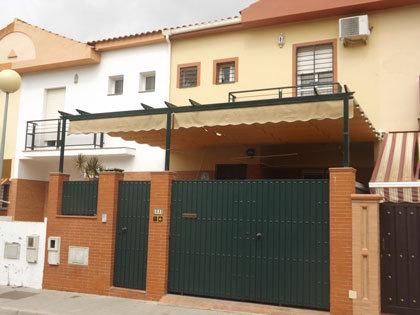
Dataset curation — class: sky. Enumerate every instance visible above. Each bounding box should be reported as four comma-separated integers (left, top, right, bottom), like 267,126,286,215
1,0,255,42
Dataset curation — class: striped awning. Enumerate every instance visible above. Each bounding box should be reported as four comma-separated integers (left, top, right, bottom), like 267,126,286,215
370,132,420,203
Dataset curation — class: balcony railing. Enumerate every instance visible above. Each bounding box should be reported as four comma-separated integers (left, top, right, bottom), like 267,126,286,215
228,82,343,102
25,119,104,151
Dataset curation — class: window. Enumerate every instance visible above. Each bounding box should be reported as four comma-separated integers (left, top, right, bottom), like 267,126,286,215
295,42,335,96
214,58,238,84
108,75,124,95
139,71,156,92
178,63,200,88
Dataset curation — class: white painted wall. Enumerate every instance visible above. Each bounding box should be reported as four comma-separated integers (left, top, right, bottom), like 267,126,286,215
0,219,47,289
14,42,169,180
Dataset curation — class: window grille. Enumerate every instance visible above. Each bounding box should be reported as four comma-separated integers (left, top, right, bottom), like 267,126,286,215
217,62,236,84
179,66,198,88
296,44,334,96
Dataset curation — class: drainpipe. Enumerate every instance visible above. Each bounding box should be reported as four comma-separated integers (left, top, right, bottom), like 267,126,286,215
163,31,172,172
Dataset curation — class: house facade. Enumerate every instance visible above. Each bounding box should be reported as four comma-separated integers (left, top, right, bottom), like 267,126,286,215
0,19,169,220
1,1,420,315
168,0,420,184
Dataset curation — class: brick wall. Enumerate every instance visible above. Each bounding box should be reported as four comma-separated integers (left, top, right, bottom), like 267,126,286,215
43,171,175,301
43,172,122,295
7,178,48,222
329,167,356,315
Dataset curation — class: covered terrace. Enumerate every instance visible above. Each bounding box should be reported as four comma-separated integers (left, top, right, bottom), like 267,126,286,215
59,83,379,185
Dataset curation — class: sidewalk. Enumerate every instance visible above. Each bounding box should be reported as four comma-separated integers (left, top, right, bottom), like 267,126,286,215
0,286,251,315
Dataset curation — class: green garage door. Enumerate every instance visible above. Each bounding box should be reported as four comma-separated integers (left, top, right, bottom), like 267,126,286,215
169,180,329,310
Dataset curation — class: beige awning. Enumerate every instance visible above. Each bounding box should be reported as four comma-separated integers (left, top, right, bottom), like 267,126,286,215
69,100,353,134
174,100,352,129
69,114,167,134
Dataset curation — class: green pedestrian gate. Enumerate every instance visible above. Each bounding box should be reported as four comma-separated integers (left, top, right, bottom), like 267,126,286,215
114,181,150,290
169,180,330,310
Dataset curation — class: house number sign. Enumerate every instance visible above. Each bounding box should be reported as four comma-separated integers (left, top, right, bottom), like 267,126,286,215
153,208,163,223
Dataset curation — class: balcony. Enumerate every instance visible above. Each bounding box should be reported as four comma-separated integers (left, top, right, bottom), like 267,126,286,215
25,119,104,151
228,82,342,102
23,119,136,159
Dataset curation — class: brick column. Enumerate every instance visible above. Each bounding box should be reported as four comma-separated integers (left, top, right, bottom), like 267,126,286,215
46,173,70,218
329,167,356,315
351,194,382,315
145,172,174,300
97,171,124,291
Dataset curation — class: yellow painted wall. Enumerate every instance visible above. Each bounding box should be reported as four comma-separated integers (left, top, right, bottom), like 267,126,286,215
170,4,420,132
0,90,19,160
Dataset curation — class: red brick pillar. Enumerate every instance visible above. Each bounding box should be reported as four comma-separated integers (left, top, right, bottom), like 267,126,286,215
329,167,356,315
145,172,174,300
46,173,70,217
97,171,124,291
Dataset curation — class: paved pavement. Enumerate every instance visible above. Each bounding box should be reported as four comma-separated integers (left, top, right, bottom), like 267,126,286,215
0,286,251,315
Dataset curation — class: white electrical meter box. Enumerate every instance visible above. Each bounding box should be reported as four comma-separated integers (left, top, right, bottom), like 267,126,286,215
68,246,89,266
47,236,61,265
26,235,39,263
4,242,20,259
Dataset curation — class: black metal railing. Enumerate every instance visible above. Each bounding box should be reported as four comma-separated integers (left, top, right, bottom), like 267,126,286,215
25,119,104,151
228,82,343,102
61,181,98,216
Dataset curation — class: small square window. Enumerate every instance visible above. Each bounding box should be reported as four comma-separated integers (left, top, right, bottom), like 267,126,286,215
178,64,199,88
139,71,156,92
108,75,124,95
217,62,236,84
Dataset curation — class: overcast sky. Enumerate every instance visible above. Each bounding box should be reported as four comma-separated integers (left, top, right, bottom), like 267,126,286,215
1,0,255,42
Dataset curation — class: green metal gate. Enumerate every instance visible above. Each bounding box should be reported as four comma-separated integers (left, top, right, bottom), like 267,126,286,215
114,181,150,290
169,180,329,310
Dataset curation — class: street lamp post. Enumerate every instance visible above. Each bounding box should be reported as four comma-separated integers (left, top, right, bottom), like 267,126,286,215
0,70,21,180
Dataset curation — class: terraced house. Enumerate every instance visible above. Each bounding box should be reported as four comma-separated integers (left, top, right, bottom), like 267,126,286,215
1,0,420,314
0,19,169,220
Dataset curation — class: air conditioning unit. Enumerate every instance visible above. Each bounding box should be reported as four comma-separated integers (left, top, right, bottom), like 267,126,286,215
339,15,370,46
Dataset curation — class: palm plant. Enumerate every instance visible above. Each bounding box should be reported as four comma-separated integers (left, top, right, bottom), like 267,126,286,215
75,154,104,180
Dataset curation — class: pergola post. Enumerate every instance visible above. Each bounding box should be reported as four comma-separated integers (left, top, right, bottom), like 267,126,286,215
59,117,66,173
164,111,172,171
343,93,350,167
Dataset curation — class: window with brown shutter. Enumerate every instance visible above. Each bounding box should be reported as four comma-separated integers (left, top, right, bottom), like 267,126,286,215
295,42,335,96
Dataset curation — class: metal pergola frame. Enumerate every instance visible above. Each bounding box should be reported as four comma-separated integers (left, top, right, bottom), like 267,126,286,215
58,85,354,173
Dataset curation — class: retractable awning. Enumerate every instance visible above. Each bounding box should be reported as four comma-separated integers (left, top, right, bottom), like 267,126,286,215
68,98,377,149
69,100,348,134
60,85,380,172
370,132,420,203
